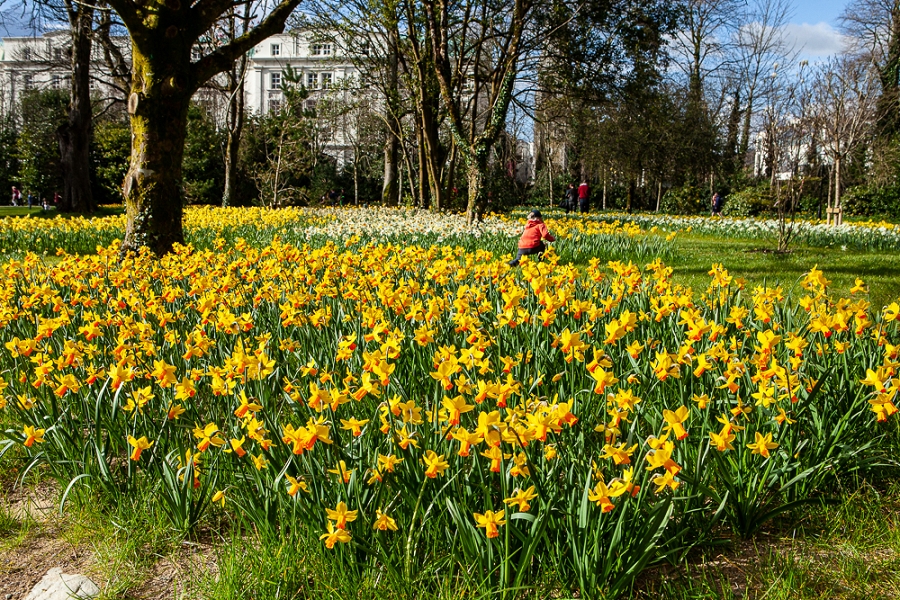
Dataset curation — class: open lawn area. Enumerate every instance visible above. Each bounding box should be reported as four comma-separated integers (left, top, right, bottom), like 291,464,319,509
668,233,900,309
0,206,898,599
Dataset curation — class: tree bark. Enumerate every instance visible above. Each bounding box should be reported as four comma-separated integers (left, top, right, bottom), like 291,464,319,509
121,41,191,255
465,152,487,223
106,0,303,255
381,28,401,206
222,6,250,208
56,2,95,214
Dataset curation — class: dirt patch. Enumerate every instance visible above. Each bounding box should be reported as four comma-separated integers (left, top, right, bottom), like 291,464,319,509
0,530,93,599
0,482,96,599
635,533,785,598
128,541,218,600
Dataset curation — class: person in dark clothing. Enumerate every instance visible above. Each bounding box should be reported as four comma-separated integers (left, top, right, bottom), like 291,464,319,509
578,180,589,213
563,183,577,214
509,210,556,267
711,192,723,216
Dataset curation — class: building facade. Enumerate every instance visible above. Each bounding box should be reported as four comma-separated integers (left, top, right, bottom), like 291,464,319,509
0,30,127,117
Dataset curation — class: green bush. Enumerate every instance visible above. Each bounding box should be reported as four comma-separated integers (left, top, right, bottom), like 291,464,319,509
841,185,900,219
16,89,67,200
721,186,771,217
660,184,708,215
91,118,130,205
183,104,226,205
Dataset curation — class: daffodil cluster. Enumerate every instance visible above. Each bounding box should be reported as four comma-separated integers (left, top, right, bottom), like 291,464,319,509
0,234,895,594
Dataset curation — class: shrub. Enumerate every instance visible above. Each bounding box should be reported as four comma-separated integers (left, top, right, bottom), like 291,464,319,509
722,186,772,217
91,118,130,205
841,185,900,219
660,184,708,215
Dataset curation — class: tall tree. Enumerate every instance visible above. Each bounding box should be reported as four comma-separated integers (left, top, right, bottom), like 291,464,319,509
104,0,303,255
841,0,900,184
734,0,793,166
221,3,252,207
421,0,531,223
842,0,900,138
55,0,96,213
812,55,877,218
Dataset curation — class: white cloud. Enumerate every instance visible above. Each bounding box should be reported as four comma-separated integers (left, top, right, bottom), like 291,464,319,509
781,22,848,58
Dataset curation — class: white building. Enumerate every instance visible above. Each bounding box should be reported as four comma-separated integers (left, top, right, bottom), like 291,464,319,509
1,30,530,177
245,32,360,116
0,30,126,117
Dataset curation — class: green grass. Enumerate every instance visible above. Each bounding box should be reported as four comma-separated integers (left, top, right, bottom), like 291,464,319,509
1,478,893,599
0,205,124,219
637,481,900,599
665,234,900,308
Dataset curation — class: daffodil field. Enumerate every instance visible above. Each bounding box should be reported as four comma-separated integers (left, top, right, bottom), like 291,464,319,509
0,206,673,263
0,206,898,598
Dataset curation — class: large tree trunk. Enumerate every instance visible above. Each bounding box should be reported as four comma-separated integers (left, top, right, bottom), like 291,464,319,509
121,44,191,255
57,3,95,214
464,150,488,224
381,28,401,206
222,67,246,207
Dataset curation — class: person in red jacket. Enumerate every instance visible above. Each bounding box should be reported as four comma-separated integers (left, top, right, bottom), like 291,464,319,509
509,210,555,266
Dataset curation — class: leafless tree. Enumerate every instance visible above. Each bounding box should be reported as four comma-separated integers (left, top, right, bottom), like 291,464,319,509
733,0,795,166
811,54,877,223
759,60,813,252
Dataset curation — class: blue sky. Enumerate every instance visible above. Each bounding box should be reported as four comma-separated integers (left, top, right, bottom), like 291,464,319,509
792,0,847,25
786,0,850,59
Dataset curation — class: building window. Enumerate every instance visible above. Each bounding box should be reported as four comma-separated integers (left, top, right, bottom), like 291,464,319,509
310,43,331,57
22,47,31,61
271,72,281,88
358,40,370,56
53,48,62,61
306,72,318,89
271,43,280,56
51,75,60,89
23,74,33,89
269,98,282,113
321,72,332,88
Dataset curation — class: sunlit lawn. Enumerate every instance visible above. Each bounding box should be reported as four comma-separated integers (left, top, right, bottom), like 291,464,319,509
668,233,900,308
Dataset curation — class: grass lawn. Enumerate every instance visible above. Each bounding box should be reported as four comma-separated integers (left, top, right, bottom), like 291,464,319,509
2,475,898,599
662,233,900,309
0,205,124,219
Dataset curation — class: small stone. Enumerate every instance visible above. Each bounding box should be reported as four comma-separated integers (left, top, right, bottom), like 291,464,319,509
24,568,99,600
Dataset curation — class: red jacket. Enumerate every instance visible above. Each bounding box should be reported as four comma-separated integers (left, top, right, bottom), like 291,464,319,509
518,219,555,248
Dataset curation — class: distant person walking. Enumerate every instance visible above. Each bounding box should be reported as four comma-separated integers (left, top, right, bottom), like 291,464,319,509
11,186,20,206
27,193,34,209
563,183,577,214
711,192,723,216
53,192,61,207
578,180,590,213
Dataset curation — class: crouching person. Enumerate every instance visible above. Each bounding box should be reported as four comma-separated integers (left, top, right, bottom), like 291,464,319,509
509,210,555,267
